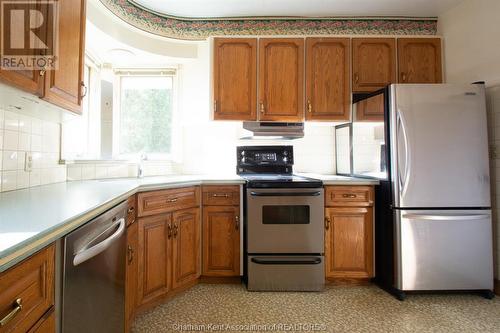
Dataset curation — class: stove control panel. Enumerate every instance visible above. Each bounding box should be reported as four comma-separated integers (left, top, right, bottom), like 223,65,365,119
237,146,294,174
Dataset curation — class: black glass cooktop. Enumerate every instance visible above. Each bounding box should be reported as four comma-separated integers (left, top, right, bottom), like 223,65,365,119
241,174,323,188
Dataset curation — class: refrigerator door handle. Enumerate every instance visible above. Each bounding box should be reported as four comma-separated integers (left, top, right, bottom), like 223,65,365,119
397,110,410,196
402,213,490,221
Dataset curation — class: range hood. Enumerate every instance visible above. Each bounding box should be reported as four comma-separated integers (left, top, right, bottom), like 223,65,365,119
242,122,304,139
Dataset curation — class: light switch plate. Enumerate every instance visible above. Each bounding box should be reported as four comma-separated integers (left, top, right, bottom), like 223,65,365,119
25,152,33,172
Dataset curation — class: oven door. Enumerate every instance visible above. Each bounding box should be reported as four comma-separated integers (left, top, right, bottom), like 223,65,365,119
247,187,324,254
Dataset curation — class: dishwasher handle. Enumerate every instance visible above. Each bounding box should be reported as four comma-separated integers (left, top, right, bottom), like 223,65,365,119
73,218,125,266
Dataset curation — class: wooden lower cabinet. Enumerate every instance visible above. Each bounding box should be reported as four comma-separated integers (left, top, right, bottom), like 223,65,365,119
135,202,201,313
172,208,201,289
0,244,55,333
202,206,240,276
324,186,374,280
137,214,172,307
125,221,138,332
27,307,55,333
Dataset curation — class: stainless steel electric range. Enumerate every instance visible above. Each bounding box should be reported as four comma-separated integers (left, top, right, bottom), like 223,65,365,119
237,146,325,291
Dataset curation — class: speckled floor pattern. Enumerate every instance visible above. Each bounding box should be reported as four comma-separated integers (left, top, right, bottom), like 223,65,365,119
132,284,500,333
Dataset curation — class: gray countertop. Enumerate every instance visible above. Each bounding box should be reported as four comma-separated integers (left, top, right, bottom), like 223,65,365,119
0,174,378,272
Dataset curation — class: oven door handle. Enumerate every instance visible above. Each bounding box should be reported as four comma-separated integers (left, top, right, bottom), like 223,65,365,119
250,191,322,197
251,257,322,265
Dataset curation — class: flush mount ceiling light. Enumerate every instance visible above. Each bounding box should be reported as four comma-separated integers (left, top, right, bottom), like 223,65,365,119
106,48,136,62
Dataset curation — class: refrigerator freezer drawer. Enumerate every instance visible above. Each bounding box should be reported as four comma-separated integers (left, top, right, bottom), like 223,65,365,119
395,209,493,291
247,256,324,291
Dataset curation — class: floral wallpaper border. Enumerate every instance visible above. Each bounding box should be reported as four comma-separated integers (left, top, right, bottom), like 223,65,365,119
99,0,438,41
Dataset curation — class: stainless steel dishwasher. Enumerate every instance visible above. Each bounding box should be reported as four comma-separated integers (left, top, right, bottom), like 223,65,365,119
61,201,127,333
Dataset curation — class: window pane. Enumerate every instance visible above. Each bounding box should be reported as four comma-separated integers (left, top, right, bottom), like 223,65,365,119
119,76,173,155
262,206,310,224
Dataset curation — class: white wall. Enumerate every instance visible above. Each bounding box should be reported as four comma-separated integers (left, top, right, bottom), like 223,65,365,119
439,0,500,279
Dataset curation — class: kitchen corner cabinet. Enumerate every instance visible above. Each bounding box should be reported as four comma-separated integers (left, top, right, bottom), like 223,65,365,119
259,38,304,121
125,219,138,333
305,38,351,121
352,38,396,93
398,38,442,84
0,0,86,115
324,186,374,279
171,208,201,289
135,187,201,311
213,38,257,120
0,244,55,333
202,186,240,277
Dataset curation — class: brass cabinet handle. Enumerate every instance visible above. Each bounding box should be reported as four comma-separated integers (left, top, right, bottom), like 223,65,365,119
260,101,265,114
39,67,46,76
128,207,135,214
167,223,172,239
401,72,407,82
127,245,134,264
214,100,217,113
354,73,359,84
212,194,229,198
235,215,240,230
173,224,178,237
325,217,330,230
307,100,312,113
167,198,178,203
0,298,22,327
81,81,87,98
342,194,357,198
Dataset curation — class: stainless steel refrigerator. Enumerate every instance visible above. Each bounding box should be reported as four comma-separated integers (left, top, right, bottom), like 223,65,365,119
350,83,494,300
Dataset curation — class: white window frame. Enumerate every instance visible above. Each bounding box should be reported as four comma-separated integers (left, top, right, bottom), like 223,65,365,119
112,69,180,161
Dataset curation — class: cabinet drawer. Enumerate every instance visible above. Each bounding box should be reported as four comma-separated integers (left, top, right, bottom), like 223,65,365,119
325,186,374,207
127,195,137,226
202,186,240,206
0,245,55,333
137,186,200,217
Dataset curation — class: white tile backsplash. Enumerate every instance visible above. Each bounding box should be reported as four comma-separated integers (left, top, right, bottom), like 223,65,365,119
0,108,65,192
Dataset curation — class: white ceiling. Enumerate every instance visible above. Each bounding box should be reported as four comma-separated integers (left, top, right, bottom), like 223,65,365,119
132,0,463,18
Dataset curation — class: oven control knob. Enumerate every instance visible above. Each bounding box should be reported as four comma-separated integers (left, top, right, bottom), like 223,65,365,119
241,151,245,156
283,151,288,156
283,157,288,163
241,157,246,163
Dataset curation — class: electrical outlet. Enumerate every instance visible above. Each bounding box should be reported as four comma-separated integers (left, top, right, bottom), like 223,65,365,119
25,152,33,172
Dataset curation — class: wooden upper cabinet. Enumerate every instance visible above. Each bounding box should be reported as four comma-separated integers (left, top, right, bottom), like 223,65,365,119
398,38,442,84
171,208,201,289
137,214,171,307
355,93,385,122
213,38,257,120
258,38,304,121
42,0,86,114
0,1,46,95
202,206,240,277
305,38,351,121
352,38,396,92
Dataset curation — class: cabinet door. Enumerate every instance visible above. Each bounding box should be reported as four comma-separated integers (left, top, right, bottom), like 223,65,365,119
305,38,350,121
0,1,45,95
398,38,442,83
42,0,86,114
125,222,138,332
172,208,201,289
325,207,374,278
213,38,257,120
137,214,171,306
202,206,240,277
354,93,385,122
258,38,304,121
352,38,396,92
